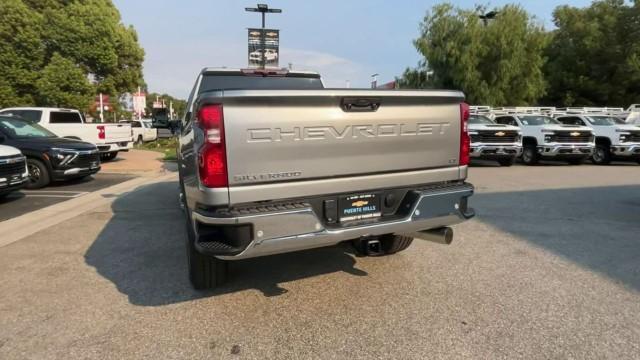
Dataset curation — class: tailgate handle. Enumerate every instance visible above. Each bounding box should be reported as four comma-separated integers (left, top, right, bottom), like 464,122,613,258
341,97,381,112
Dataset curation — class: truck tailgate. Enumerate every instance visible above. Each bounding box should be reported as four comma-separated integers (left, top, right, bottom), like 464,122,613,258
220,90,464,187
104,124,131,143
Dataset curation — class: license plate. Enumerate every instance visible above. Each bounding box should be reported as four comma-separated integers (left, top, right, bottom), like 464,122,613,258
338,193,381,222
573,148,581,153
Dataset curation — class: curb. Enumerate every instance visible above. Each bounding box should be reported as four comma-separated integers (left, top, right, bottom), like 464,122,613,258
0,172,178,249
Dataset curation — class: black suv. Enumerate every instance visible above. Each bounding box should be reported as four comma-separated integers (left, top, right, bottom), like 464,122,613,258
0,115,101,189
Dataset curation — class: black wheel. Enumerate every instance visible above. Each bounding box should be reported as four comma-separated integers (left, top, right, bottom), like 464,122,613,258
100,152,118,162
135,135,143,145
183,193,227,290
380,234,414,255
568,157,587,165
521,145,540,165
497,157,515,167
26,158,50,189
591,144,611,165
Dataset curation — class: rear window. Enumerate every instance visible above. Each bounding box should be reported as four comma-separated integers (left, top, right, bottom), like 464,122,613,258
50,112,83,124
199,74,323,93
0,110,42,123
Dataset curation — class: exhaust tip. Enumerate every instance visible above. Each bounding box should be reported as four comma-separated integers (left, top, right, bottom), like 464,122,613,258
417,227,454,245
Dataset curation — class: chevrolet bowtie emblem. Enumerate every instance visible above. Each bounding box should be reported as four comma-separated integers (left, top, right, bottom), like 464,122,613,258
495,131,506,136
570,132,581,136
351,201,369,207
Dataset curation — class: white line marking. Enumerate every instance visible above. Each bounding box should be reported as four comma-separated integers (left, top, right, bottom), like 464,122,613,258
21,190,89,195
23,195,83,198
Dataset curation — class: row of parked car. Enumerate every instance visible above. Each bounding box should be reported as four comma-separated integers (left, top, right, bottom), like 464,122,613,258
468,106,640,166
0,107,159,199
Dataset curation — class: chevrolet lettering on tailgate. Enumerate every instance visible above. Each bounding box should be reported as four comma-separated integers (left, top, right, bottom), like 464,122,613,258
247,123,451,143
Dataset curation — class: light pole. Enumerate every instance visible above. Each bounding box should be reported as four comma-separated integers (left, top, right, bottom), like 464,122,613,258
245,4,282,69
371,73,379,89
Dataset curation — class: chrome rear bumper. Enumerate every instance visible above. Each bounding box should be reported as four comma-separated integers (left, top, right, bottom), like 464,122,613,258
192,183,475,260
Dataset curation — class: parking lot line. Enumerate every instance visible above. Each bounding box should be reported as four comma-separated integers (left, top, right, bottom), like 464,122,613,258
23,194,87,198
20,190,88,194
20,190,90,198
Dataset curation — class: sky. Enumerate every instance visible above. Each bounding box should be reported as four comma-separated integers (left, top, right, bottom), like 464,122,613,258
112,0,593,98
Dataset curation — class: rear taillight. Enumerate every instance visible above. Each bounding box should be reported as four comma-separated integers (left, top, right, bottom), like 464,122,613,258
459,102,470,166
197,104,228,188
97,125,105,140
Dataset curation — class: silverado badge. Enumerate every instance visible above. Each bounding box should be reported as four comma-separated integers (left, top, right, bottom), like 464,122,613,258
351,200,370,207
495,131,506,136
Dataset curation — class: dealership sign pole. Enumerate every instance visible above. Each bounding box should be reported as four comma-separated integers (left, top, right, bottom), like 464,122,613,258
245,4,282,69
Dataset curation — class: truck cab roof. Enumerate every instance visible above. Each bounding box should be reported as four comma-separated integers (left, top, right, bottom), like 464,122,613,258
2,107,80,112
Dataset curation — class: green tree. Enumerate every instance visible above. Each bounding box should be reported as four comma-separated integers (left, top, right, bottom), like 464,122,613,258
401,3,548,106
0,0,145,110
544,0,640,106
396,63,436,89
35,53,94,109
146,93,187,119
31,0,145,96
0,0,44,107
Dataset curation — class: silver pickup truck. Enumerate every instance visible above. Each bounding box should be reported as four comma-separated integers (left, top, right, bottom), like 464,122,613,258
178,68,475,289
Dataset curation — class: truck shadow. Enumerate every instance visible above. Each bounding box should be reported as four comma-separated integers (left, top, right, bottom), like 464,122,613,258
0,191,25,204
84,181,367,306
471,184,640,291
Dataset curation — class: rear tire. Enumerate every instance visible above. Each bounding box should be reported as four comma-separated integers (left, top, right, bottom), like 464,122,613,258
497,157,515,167
184,195,227,290
26,158,50,189
100,152,118,162
521,145,539,165
380,234,414,255
591,144,611,165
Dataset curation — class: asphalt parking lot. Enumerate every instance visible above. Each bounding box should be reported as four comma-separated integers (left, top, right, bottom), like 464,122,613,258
0,164,639,359
0,173,136,222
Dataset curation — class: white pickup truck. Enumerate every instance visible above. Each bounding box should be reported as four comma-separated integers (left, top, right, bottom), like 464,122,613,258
468,106,522,166
0,107,132,161
119,119,158,144
491,108,595,165
554,108,640,164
